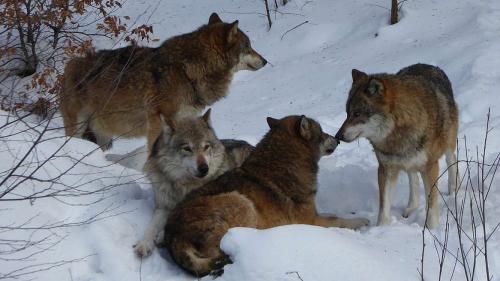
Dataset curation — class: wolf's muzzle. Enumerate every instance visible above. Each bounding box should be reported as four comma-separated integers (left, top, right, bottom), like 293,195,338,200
261,57,268,66
334,131,344,142
323,134,338,155
334,125,347,142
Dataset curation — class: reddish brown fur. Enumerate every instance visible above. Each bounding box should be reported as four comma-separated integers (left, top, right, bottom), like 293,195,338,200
165,115,368,277
59,13,266,150
336,64,459,228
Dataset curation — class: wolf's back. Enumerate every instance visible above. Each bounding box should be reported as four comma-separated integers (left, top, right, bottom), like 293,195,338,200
397,63,455,104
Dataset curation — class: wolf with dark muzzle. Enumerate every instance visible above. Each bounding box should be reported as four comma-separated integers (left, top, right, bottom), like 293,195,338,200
335,63,459,229
59,12,267,151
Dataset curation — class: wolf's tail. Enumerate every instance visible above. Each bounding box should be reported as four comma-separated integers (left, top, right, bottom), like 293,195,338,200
169,240,231,277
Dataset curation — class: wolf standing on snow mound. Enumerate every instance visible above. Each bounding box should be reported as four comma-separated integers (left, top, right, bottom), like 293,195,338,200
335,63,459,229
59,12,267,150
165,115,369,277
133,109,253,258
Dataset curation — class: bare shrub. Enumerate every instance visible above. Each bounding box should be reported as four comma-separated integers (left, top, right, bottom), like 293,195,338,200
419,110,499,281
0,0,154,112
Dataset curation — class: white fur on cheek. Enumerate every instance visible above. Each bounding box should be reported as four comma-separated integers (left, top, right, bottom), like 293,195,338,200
361,114,394,142
344,125,363,142
346,114,393,143
233,53,264,72
181,157,198,176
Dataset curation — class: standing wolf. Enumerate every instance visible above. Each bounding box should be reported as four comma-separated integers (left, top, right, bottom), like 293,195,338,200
335,63,459,229
59,13,266,150
134,109,253,257
165,115,369,277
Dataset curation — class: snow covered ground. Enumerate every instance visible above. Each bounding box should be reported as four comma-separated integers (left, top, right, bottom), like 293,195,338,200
2,0,500,280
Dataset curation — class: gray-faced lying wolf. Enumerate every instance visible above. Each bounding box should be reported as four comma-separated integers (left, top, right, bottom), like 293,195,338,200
134,109,253,257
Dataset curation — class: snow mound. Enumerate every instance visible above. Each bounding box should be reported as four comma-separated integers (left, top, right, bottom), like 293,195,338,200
219,225,422,281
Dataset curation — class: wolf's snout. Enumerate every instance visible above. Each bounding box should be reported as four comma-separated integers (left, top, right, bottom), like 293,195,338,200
334,131,344,142
323,135,338,156
334,124,346,142
197,164,209,178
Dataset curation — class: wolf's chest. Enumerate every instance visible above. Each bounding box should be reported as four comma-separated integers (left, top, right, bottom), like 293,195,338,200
175,105,203,119
376,150,428,170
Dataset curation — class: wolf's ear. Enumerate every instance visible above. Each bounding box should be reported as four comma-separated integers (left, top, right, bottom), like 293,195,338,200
367,78,384,96
209,12,222,25
267,117,279,129
352,69,367,82
298,115,312,140
159,114,175,141
227,20,239,43
202,108,212,127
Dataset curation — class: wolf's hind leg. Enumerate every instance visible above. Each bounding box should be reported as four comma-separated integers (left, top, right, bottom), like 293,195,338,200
421,162,440,229
403,172,420,218
93,130,113,150
85,117,113,150
446,150,458,195
61,109,79,137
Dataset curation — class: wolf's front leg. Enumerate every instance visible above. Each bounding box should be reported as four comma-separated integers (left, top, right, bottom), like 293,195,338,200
314,216,369,230
377,165,399,226
134,208,169,257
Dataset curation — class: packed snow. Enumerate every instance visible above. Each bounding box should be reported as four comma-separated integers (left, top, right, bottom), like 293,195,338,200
1,0,500,280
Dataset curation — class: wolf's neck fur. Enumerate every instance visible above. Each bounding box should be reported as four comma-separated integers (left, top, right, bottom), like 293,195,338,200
369,97,428,159
156,27,234,107
242,130,319,203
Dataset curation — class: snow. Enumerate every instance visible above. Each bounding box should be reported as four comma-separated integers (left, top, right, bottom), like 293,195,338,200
2,0,500,280
220,225,424,281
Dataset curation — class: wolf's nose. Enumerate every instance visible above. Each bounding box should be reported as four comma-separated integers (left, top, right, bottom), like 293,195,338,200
262,58,268,66
197,164,209,177
334,132,343,142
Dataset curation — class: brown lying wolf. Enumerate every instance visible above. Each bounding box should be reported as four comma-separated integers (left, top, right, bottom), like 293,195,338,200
335,63,459,229
165,115,369,277
134,109,253,257
59,13,266,150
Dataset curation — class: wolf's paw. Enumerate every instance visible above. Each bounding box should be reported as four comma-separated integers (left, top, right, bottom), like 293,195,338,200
133,240,155,257
209,255,232,277
403,206,417,218
154,230,166,247
209,268,225,277
351,217,370,229
425,214,439,229
377,215,391,226
447,184,457,196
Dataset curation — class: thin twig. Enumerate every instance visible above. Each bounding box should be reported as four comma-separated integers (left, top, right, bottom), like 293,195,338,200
264,0,272,30
280,21,309,40
286,271,305,281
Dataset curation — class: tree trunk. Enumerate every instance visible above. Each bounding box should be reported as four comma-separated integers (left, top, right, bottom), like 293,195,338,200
390,0,398,25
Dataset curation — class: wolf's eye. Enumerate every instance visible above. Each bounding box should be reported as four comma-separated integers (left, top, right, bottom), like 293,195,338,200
204,144,211,151
241,40,250,48
182,146,192,153
353,112,361,118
